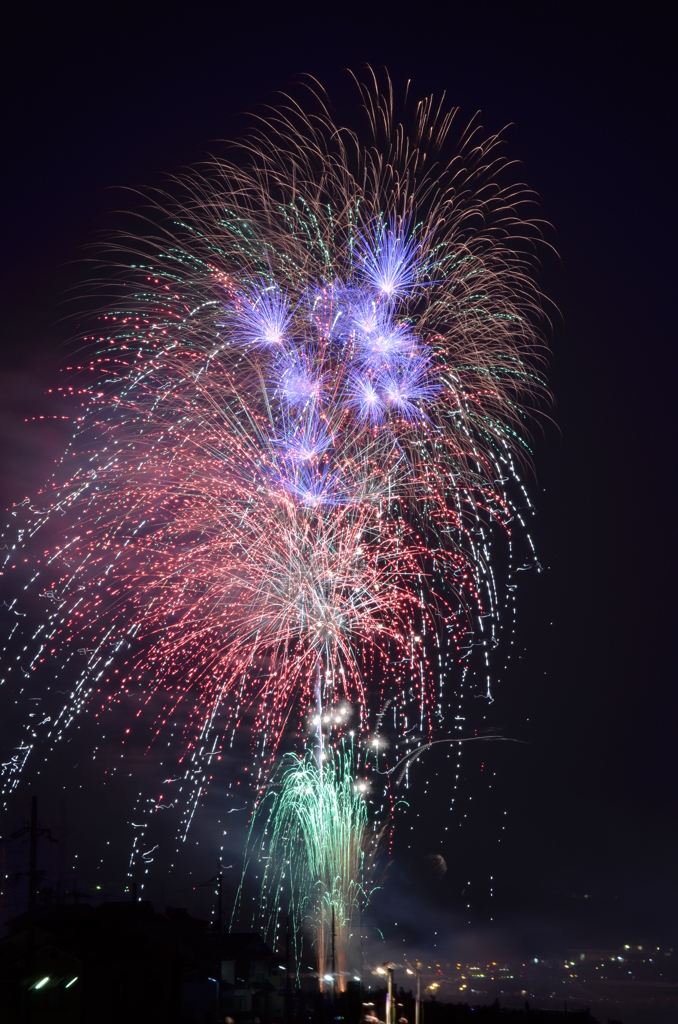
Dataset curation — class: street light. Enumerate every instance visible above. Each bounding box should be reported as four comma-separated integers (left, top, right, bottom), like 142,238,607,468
404,965,421,1024
381,963,395,1024
415,970,421,1024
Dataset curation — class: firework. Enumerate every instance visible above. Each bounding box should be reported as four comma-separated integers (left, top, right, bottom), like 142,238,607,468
242,739,374,989
1,70,550,857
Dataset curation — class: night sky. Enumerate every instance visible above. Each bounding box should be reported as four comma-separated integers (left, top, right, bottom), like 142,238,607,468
1,2,676,964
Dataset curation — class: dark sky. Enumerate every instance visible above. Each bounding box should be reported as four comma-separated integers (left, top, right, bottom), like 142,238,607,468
1,1,676,960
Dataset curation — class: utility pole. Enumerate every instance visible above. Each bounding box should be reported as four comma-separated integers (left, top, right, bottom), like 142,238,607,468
28,797,37,914
200,861,227,937
285,916,291,1023
331,905,336,999
415,970,421,1024
359,912,364,995
1,797,57,915
386,965,394,1024
0,798,57,1024
216,858,223,935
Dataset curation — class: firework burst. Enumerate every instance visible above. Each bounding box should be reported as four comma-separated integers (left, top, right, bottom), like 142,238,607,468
1,70,550,859
241,739,376,989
